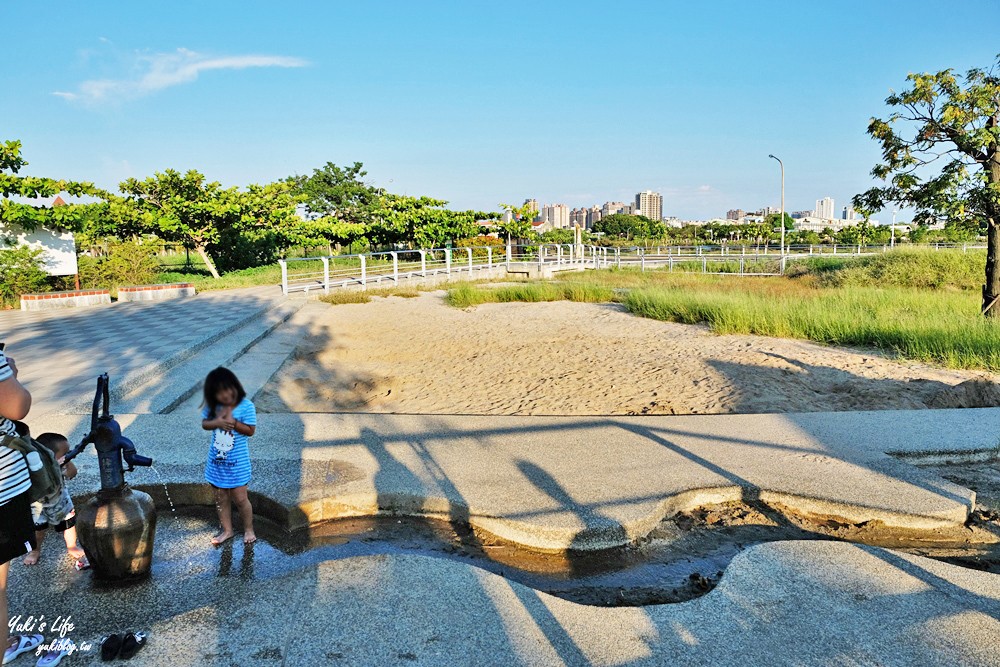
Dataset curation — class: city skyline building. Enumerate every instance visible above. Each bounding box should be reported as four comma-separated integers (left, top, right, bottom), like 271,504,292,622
602,201,631,217
635,190,664,222
815,197,835,219
586,206,602,228
542,203,570,228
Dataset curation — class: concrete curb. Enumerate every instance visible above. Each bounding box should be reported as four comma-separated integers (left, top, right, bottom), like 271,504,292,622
37,408,993,553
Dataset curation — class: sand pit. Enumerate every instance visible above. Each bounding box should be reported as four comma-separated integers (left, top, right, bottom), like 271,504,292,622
255,292,1000,415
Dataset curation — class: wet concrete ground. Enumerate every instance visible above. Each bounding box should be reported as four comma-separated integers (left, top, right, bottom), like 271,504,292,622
11,475,998,634
6,458,1000,666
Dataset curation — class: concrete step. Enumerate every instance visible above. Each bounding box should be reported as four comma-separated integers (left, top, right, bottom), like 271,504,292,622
99,300,305,415
168,300,325,416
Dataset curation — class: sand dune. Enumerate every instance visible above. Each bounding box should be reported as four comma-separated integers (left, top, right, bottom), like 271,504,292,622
255,292,1000,415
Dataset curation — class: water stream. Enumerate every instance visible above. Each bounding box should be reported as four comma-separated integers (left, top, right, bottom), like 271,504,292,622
141,466,176,513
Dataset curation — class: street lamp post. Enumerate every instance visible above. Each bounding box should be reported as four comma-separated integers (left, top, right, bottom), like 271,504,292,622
768,154,785,258
891,208,897,248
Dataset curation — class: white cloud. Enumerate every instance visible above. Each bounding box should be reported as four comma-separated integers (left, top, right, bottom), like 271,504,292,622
53,48,307,104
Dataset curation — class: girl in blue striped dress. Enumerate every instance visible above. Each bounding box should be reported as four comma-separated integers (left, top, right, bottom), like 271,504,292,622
201,367,257,545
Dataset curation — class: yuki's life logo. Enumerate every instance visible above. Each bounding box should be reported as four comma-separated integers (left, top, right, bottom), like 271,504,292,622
8,615,94,655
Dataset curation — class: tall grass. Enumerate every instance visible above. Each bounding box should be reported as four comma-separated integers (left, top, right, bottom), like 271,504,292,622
319,286,422,305
623,284,1000,369
815,247,985,290
448,249,1000,370
447,281,613,308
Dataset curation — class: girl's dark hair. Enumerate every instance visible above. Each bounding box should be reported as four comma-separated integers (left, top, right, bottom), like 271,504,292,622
203,367,246,418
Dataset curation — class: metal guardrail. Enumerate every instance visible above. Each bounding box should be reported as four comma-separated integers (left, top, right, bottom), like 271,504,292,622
278,242,988,294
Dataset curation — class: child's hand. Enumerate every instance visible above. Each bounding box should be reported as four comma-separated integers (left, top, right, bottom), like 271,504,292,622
63,460,78,480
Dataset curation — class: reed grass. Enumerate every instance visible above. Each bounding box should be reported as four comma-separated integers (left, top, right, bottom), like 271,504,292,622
447,281,613,308
447,249,1000,370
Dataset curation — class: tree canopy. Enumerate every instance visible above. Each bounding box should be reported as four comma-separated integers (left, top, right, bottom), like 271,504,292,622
106,169,307,278
366,194,493,248
591,213,664,239
0,140,100,234
853,56,1000,314
497,202,536,241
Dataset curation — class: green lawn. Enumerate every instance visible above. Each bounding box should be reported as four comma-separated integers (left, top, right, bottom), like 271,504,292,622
155,264,284,292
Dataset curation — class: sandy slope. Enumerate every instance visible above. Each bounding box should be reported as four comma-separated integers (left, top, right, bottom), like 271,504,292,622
255,292,1000,415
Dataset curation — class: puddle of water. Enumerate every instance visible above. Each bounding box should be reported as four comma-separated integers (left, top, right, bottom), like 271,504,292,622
59,499,1000,607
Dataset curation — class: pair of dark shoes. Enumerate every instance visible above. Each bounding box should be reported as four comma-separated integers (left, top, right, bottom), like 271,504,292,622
100,633,147,661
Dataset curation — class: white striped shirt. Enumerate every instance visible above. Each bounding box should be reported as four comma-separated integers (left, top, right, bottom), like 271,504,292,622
0,349,31,505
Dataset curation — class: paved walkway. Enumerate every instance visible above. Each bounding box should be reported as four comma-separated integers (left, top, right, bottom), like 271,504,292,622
0,286,281,414
38,408,996,550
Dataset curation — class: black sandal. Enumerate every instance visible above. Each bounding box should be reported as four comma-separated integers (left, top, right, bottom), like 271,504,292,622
119,632,148,660
100,634,123,661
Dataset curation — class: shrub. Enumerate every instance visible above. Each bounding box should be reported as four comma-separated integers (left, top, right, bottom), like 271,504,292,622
210,228,284,273
455,235,506,259
319,286,421,306
79,240,159,290
0,244,49,307
320,290,372,305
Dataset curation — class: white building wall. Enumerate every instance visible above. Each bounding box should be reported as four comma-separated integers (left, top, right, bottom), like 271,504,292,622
1,224,77,276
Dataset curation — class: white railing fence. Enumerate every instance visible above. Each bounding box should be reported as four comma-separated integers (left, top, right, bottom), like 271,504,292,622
278,242,987,295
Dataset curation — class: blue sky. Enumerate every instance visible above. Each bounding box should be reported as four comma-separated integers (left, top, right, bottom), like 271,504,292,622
3,1,998,220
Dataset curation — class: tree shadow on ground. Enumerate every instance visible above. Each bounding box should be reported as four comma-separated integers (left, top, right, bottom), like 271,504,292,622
9,294,1000,665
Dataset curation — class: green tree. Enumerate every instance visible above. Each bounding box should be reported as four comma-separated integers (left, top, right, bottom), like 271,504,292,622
942,216,983,243
853,57,1000,315
765,212,794,231
78,240,159,290
497,202,536,241
292,161,375,218
592,213,654,239
367,194,496,249
288,161,378,248
1,139,99,233
108,170,232,278
212,181,314,271
539,228,582,244
108,170,311,278
797,230,822,245
835,219,880,246
909,224,930,243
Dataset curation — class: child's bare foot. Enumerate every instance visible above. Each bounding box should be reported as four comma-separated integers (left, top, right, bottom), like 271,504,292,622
211,530,234,545
23,550,41,566
67,545,85,560
243,529,257,545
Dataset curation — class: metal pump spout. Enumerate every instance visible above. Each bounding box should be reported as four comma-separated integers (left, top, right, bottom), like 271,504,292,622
64,373,152,495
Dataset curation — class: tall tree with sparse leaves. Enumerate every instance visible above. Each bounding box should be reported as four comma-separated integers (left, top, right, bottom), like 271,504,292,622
854,57,1000,316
